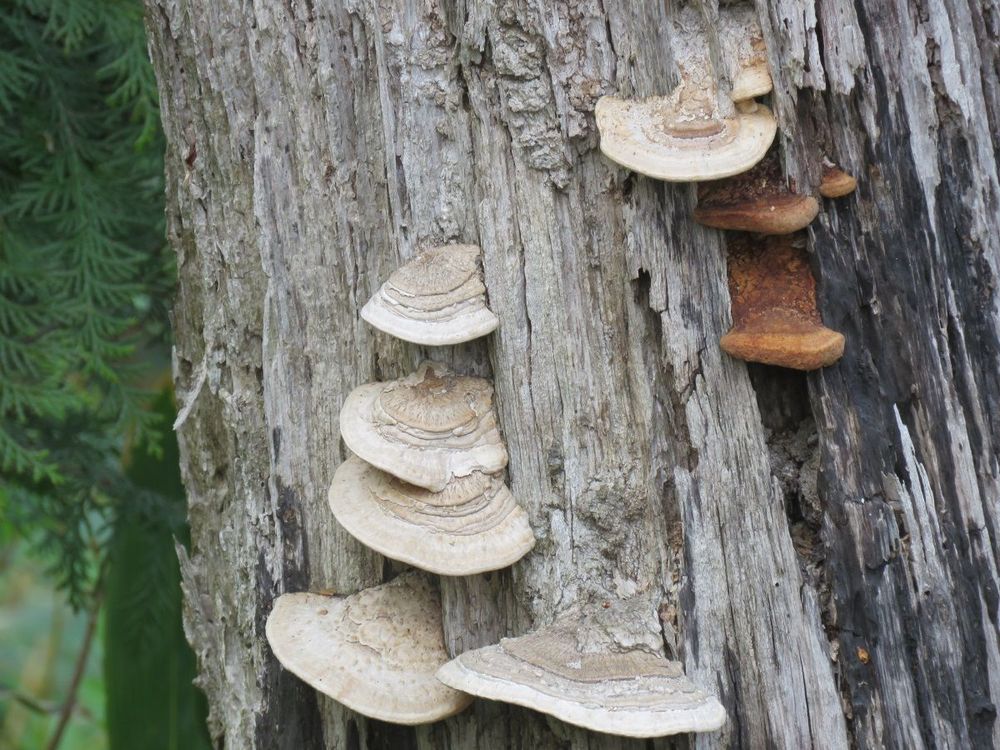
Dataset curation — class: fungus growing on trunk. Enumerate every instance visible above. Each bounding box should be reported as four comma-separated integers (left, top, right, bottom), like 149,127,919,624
339,362,508,492
595,93,776,182
595,5,778,182
361,244,499,345
436,600,726,737
721,234,845,370
694,153,819,234
329,455,535,576
265,573,472,725
721,5,772,101
819,162,858,198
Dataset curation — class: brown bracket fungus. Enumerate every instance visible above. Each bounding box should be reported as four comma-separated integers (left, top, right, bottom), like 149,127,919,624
436,605,726,738
694,154,819,234
329,455,535,576
819,162,858,198
721,234,845,370
265,572,472,725
595,93,776,182
339,362,508,492
361,244,499,346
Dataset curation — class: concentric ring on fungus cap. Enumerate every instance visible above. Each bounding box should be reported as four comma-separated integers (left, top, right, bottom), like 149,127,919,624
265,572,472,725
437,609,727,737
595,95,777,182
329,456,534,576
361,244,499,346
339,362,508,492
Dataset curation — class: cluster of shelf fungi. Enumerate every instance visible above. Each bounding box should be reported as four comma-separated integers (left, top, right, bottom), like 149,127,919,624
265,6,856,740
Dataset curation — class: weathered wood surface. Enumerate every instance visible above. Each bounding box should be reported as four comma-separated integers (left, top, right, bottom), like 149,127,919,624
145,0,1000,747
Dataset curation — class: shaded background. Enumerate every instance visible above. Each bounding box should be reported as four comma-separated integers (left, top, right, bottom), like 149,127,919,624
0,1,209,747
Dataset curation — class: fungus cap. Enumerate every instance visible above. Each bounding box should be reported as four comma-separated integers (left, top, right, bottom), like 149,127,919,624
721,235,845,370
731,65,772,103
265,573,472,724
694,154,819,234
722,6,772,101
329,456,535,576
595,94,777,182
361,244,499,345
436,613,726,737
819,164,858,198
339,362,508,492
721,318,846,371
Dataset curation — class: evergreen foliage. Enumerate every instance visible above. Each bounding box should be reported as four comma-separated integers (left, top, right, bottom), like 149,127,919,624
0,0,172,608
104,389,211,750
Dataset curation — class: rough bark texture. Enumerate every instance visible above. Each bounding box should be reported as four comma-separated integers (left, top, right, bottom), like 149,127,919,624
144,0,1000,747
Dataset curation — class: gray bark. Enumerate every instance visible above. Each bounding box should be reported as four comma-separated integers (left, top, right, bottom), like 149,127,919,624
144,0,1000,747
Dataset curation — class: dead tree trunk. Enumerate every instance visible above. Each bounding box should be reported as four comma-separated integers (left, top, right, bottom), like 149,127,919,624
144,0,1000,747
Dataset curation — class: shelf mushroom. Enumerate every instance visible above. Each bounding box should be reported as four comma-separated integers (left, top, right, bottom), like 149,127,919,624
265,572,472,725
362,244,499,346
340,362,508,492
819,162,858,198
721,5,772,101
595,7,776,182
595,91,776,182
436,605,726,737
329,456,535,576
721,234,845,370
694,153,819,234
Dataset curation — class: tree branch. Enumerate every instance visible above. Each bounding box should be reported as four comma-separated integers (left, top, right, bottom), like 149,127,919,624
45,588,102,750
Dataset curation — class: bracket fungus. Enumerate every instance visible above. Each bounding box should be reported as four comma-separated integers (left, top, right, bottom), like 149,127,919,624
265,573,472,725
819,162,858,198
693,154,820,234
361,244,499,345
340,362,508,492
721,234,845,370
595,92,777,182
329,455,535,576
721,5,772,101
595,6,777,182
436,603,726,738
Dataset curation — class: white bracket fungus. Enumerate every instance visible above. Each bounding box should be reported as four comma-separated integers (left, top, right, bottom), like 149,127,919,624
595,6,776,182
339,362,508,492
596,93,776,182
329,456,535,576
720,5,773,102
265,573,472,725
361,244,499,346
436,603,726,737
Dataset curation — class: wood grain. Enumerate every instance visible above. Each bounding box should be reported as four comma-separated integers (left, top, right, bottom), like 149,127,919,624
145,0,1000,747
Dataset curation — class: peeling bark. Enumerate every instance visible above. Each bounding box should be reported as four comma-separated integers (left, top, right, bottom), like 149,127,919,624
145,0,1000,747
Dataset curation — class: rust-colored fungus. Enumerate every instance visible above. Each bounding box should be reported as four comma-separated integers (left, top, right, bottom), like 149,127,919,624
721,235,845,370
694,154,819,234
819,164,858,198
